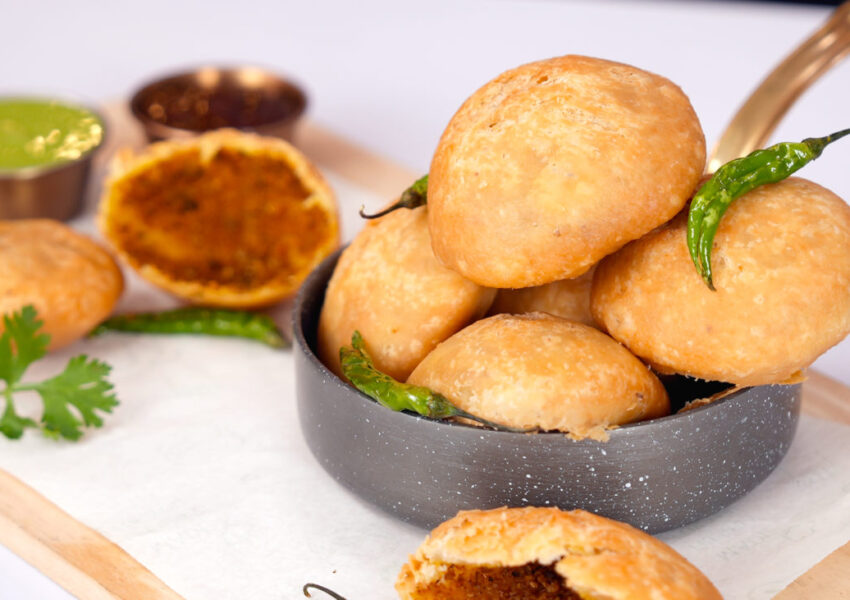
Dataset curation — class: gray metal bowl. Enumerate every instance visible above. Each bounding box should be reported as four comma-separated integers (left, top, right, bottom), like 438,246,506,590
294,249,801,533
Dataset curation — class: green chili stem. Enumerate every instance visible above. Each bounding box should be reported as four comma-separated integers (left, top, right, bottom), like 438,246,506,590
449,406,532,432
90,308,287,348
303,583,349,599
340,331,531,433
359,175,428,219
803,128,850,157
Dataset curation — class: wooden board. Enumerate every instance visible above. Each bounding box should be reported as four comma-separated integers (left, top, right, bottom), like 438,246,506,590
777,370,850,599
0,469,183,600
1,104,849,600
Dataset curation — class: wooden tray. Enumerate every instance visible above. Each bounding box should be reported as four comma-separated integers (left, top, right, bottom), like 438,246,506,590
1,104,848,600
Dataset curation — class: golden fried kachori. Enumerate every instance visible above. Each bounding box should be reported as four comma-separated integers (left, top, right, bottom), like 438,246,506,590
100,129,338,308
319,206,495,381
592,177,850,386
396,507,722,600
0,220,123,349
488,266,596,326
407,313,668,438
427,55,705,288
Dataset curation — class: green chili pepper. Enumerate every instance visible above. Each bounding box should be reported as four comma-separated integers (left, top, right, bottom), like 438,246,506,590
688,128,850,290
340,331,529,432
90,307,287,348
359,175,428,219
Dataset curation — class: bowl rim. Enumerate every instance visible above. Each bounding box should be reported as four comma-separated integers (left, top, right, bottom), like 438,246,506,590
128,63,308,137
292,247,797,439
0,95,107,178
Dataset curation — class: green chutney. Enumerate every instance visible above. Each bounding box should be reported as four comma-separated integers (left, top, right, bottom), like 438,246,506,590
0,99,103,170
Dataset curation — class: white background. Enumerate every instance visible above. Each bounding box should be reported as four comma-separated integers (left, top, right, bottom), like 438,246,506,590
1,0,848,597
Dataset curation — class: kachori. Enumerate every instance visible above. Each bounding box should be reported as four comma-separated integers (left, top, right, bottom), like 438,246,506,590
396,507,722,600
99,129,338,308
488,266,596,326
427,55,705,288
407,313,668,438
319,206,495,381
0,220,123,349
592,177,850,386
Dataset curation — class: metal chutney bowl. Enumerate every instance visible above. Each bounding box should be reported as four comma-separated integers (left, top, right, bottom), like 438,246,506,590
294,249,801,533
0,97,106,221
129,66,307,143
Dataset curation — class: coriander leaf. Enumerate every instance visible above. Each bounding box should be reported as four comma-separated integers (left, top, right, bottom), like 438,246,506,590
0,305,50,386
0,305,119,442
32,356,118,441
0,398,37,439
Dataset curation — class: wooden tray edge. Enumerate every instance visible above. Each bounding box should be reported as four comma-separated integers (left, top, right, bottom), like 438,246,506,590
0,469,183,600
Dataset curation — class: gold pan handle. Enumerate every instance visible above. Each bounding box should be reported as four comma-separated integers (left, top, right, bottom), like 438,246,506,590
708,1,850,173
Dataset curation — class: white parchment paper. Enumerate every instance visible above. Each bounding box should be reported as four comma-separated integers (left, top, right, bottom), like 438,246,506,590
1,173,849,600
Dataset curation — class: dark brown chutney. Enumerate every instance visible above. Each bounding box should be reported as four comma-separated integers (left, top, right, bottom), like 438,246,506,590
137,79,304,131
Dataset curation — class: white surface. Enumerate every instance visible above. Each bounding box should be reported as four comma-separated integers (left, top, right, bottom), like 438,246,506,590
1,0,849,598
0,544,74,600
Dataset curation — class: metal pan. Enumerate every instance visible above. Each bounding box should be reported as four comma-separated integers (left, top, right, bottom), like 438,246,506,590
293,250,800,533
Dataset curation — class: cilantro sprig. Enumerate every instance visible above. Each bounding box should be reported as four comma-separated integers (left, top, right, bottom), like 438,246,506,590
0,305,118,441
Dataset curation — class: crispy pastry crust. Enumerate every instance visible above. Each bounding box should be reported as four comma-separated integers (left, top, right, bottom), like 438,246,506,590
488,266,597,327
428,54,705,288
407,313,668,437
592,177,850,386
319,206,495,381
396,507,723,600
0,220,123,349
99,129,338,308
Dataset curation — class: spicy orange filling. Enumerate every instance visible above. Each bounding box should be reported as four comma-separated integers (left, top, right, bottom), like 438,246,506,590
414,563,581,600
108,147,333,289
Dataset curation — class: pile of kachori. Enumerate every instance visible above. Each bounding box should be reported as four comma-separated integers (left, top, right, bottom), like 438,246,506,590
319,52,850,438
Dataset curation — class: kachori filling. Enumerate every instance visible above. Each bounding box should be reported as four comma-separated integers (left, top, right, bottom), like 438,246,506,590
108,146,333,289
414,563,581,600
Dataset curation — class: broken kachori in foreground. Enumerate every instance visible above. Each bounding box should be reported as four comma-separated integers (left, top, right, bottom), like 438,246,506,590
407,313,668,438
396,507,722,600
592,177,850,386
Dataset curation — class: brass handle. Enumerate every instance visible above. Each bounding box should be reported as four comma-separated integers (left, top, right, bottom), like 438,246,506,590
708,1,850,173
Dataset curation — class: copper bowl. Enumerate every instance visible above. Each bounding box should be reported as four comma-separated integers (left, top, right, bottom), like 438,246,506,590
129,66,307,142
